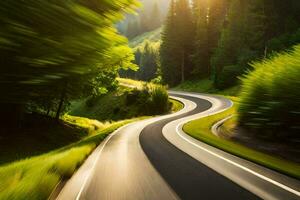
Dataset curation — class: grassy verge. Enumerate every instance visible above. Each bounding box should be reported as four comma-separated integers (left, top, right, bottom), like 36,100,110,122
183,100,300,179
117,77,147,88
0,116,144,200
0,115,88,165
170,98,184,113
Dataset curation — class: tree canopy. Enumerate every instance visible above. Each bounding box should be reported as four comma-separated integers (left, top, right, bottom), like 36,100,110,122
159,0,300,87
0,0,139,120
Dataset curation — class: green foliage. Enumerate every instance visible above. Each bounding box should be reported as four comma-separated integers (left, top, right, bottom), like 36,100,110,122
121,35,161,81
207,0,228,57
0,0,139,122
70,83,171,121
136,41,159,81
238,45,300,137
192,0,210,77
146,84,171,114
129,28,162,48
211,0,249,88
215,65,244,89
161,0,195,86
211,0,300,89
267,28,300,53
173,78,241,97
157,0,300,90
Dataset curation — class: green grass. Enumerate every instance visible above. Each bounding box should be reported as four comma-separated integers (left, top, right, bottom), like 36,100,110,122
70,79,180,121
0,79,180,199
170,99,184,113
118,77,159,89
0,115,88,165
117,77,146,88
173,78,241,97
0,117,144,200
63,115,111,135
183,100,300,179
70,86,134,121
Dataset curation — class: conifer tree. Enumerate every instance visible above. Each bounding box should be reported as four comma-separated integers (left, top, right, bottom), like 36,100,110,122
211,0,248,88
175,0,195,82
192,0,210,77
207,0,228,56
161,0,194,85
139,41,158,81
160,0,181,86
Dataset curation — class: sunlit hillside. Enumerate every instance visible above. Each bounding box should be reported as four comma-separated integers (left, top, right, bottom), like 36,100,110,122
129,27,162,49
117,0,170,38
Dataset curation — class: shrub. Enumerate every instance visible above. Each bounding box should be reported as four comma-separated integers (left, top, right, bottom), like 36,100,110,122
148,85,170,114
238,45,300,138
125,84,170,115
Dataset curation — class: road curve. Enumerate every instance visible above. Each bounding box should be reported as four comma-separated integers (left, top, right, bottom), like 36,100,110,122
57,91,300,200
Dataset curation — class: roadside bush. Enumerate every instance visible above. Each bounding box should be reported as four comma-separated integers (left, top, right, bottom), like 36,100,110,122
125,84,170,115
148,85,170,114
238,45,300,138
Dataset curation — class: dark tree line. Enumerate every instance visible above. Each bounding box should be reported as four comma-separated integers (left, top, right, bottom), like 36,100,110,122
0,0,138,127
160,0,300,87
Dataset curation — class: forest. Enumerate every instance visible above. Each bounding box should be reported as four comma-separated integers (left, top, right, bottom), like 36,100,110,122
122,0,300,135
0,0,299,199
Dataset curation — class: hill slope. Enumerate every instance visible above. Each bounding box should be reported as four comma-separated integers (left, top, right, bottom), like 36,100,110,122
129,27,162,49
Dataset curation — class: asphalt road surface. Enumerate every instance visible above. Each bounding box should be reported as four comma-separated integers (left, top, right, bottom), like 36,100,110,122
57,91,300,200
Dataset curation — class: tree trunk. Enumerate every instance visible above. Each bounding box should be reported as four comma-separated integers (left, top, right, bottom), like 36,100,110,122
55,88,66,120
181,50,185,83
264,45,268,59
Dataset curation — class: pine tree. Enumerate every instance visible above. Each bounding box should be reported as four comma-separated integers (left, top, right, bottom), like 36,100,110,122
211,0,248,88
192,0,210,77
175,0,195,82
207,0,228,56
160,0,181,86
139,42,158,81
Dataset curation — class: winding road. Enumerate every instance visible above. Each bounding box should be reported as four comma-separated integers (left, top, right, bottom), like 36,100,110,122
57,91,300,200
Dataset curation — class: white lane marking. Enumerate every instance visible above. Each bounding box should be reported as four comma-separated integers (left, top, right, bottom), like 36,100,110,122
174,95,300,197
169,96,197,113
76,123,132,200
75,98,196,200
